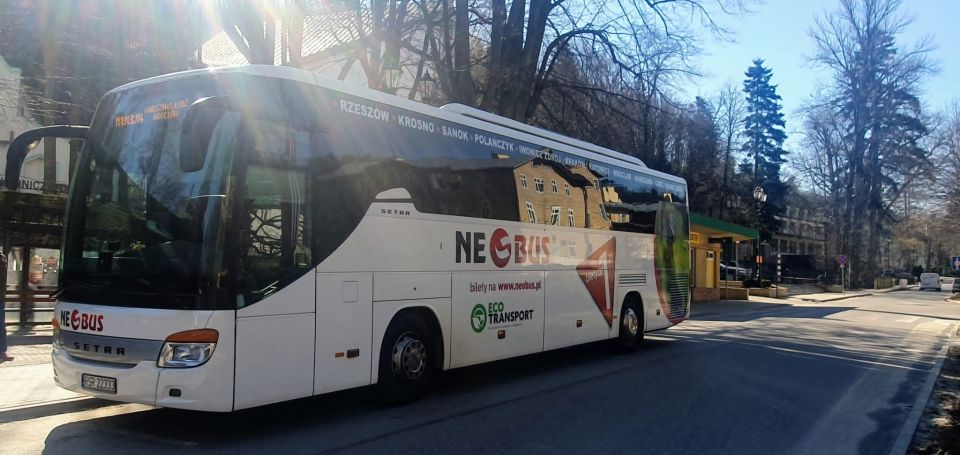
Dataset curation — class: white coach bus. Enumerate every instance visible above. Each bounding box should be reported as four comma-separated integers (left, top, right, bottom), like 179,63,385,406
4,66,690,412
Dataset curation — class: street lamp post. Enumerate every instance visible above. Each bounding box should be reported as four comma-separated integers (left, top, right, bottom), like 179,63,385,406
753,186,767,282
381,58,402,94
419,70,437,104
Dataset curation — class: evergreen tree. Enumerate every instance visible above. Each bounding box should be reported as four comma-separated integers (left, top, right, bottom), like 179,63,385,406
684,97,723,216
742,59,789,239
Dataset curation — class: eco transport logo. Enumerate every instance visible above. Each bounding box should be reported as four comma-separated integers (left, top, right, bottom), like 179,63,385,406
470,301,535,333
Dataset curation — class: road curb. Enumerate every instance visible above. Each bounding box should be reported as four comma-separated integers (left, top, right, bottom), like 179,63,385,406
796,293,872,303
888,337,956,455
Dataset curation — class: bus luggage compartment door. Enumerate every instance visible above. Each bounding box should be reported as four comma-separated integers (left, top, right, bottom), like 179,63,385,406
315,273,373,395
450,271,545,368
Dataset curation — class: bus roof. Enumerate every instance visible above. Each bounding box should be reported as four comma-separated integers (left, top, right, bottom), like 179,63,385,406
108,65,686,187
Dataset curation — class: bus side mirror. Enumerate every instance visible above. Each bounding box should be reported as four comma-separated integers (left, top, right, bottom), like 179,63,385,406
4,125,88,190
179,97,234,173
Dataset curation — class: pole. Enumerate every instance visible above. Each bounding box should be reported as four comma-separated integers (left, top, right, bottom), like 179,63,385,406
722,241,728,301
1,234,8,334
777,253,782,284
841,265,845,294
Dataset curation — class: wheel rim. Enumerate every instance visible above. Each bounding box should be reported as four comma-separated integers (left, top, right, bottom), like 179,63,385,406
623,307,639,336
391,332,426,381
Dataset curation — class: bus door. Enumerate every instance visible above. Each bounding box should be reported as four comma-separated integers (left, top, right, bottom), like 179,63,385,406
232,118,318,409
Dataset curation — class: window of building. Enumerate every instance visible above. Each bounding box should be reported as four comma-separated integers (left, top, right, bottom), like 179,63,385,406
551,179,558,193
568,209,575,227
564,183,571,197
550,206,561,225
534,177,544,193
593,179,600,189
526,201,537,223
520,174,528,189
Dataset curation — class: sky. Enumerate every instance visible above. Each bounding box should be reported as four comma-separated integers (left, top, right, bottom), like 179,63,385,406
686,0,960,147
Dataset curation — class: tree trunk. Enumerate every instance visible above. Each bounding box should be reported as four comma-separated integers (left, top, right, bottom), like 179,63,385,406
450,0,475,103
42,138,56,194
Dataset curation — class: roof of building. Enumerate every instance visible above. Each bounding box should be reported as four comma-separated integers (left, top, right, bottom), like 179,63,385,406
690,213,758,241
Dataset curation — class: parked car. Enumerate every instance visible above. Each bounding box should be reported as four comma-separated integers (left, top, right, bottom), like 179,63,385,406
720,262,749,280
952,279,960,293
919,272,942,291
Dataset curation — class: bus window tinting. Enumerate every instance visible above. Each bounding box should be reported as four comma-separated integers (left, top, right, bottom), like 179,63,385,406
314,90,685,232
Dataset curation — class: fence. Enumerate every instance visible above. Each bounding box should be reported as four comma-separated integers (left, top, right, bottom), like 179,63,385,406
779,277,825,296
873,277,895,289
3,290,56,325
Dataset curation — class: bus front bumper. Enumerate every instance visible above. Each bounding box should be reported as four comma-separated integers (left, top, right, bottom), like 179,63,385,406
52,347,234,412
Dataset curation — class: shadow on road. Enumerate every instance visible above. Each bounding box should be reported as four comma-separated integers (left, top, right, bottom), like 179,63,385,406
40,340,669,453
692,301,849,323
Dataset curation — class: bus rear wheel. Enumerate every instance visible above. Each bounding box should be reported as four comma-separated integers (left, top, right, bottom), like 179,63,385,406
377,313,434,404
616,300,643,352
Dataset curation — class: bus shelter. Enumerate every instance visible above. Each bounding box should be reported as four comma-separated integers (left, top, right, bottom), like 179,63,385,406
689,213,758,302
0,189,66,324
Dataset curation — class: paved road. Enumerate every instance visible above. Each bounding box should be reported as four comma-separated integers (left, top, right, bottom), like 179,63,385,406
2,291,957,454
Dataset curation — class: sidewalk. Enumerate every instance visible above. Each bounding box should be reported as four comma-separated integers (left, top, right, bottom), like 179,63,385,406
789,291,873,302
693,286,906,317
1,325,86,415
789,285,904,303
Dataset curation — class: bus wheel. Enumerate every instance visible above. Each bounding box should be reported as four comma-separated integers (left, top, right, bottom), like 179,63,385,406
377,313,434,404
616,300,643,352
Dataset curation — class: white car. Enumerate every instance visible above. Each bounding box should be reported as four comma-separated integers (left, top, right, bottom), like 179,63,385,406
919,273,942,291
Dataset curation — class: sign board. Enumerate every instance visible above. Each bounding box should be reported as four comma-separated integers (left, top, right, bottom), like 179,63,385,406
836,255,847,266
953,256,960,271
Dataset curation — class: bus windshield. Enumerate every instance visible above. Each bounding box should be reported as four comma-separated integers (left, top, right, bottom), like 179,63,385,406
60,80,238,310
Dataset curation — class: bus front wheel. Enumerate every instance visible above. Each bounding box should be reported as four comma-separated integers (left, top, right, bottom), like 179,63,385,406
377,313,434,404
616,299,644,352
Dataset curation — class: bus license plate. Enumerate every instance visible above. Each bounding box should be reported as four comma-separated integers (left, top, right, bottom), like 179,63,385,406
81,373,117,394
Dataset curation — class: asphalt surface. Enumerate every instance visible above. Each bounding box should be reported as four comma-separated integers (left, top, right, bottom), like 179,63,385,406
2,290,957,455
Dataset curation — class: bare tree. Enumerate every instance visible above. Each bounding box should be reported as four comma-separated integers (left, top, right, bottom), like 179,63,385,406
933,102,960,219
806,0,935,286
713,82,745,220
421,0,747,121
219,0,279,65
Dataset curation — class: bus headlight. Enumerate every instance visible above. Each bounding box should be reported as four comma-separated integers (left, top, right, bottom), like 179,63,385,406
158,329,218,368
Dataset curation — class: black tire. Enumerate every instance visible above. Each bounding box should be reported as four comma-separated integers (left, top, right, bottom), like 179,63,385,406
376,312,435,404
615,299,644,353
